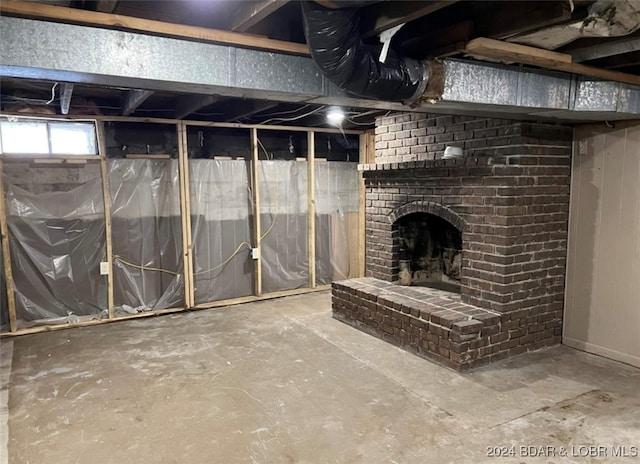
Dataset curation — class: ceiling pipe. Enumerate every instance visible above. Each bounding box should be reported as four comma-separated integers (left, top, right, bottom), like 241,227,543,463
301,0,428,105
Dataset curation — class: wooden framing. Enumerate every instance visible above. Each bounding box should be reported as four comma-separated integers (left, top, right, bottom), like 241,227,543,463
0,0,309,56
464,37,640,87
96,121,115,319
307,131,316,288
0,113,365,335
0,285,330,338
0,159,18,332
250,128,263,296
177,122,195,308
0,113,362,135
358,132,374,278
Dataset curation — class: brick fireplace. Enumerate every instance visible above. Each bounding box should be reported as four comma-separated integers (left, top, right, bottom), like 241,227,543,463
332,113,572,370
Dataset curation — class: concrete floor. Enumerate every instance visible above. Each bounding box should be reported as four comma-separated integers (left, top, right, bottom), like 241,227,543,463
1,291,639,464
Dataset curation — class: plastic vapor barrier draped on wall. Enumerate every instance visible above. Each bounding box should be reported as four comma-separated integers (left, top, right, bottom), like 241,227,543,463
190,160,254,303
108,159,184,313
315,161,359,285
259,160,309,293
3,163,106,327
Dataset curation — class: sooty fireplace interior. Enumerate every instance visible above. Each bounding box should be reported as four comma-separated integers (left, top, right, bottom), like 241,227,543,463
396,213,462,292
332,114,572,370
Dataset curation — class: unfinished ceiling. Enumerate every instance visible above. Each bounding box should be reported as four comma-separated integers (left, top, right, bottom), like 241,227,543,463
1,0,640,126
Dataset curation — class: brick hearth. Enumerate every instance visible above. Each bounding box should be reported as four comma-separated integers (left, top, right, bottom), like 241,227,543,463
332,113,572,370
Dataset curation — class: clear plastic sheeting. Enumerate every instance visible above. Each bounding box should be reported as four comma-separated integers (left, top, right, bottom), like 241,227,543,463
190,160,254,303
108,159,184,312
315,161,359,285
3,164,106,327
259,160,309,293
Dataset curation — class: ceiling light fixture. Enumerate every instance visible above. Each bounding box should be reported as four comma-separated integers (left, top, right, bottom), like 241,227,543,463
326,106,345,126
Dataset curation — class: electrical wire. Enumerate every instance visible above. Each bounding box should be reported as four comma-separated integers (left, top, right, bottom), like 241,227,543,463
193,241,252,275
259,106,325,125
345,117,376,126
251,104,312,119
113,255,181,275
45,83,58,105
257,137,272,160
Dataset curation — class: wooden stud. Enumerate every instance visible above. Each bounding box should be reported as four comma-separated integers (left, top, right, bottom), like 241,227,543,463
358,132,374,277
307,131,316,288
0,0,309,56
250,128,262,296
177,122,195,308
0,160,18,332
96,121,115,319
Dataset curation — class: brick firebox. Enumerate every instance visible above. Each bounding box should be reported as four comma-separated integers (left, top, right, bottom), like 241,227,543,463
332,114,573,370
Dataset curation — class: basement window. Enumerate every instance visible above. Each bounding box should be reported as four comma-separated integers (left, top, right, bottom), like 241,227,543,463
0,120,98,156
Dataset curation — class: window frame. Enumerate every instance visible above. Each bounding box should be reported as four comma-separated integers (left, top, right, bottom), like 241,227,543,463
0,118,99,157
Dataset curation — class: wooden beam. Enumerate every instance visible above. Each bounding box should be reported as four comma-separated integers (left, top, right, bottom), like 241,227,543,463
487,1,572,40
361,1,458,39
60,83,74,115
571,37,640,63
177,122,194,308
250,128,262,297
464,37,640,87
400,20,473,57
307,131,316,288
231,0,289,32
122,89,153,116
96,121,114,319
175,94,219,120
0,0,309,56
358,132,374,277
93,0,119,14
0,159,18,332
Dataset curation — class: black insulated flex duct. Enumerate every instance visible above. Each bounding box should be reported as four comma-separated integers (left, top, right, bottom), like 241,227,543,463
301,1,427,104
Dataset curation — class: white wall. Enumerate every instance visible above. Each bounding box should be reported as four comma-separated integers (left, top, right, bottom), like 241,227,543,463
564,121,640,367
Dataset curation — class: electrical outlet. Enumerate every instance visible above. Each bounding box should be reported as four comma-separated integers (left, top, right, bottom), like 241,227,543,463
251,248,260,260
100,262,110,275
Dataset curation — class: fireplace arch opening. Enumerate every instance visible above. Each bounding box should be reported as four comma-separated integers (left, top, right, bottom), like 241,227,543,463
394,213,462,293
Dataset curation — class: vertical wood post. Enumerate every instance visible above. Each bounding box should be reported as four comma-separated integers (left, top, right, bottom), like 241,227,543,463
177,122,195,307
0,160,18,332
308,131,316,288
250,128,262,296
97,121,115,318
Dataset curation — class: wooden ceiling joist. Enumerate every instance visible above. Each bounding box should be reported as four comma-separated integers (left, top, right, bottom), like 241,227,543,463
175,94,219,120
93,0,119,14
230,0,289,32
487,1,572,40
0,0,309,56
571,37,640,63
464,38,640,87
361,0,458,39
225,101,279,122
122,89,154,116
